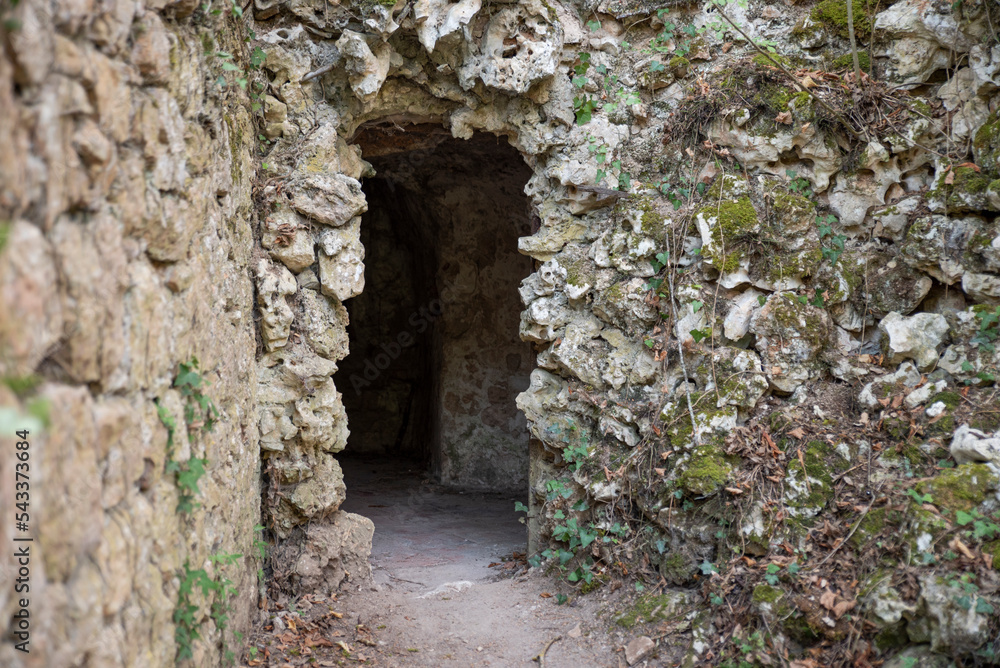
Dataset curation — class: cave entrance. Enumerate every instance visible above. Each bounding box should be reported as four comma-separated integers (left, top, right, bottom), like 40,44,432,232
335,127,535,573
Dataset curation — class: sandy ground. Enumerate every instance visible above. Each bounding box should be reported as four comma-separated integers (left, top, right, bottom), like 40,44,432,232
248,458,631,667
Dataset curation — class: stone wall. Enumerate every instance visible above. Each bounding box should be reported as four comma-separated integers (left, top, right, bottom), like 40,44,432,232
3,0,1000,662
0,1,261,666
251,0,1000,661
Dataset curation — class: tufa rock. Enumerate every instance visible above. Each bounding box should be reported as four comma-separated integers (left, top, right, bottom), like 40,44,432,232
879,312,949,370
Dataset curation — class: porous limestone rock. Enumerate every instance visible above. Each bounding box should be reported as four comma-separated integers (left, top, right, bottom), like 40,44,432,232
287,173,368,227
460,3,561,94
298,288,350,362
335,30,391,103
263,207,316,273
907,573,993,654
318,217,365,301
950,424,1000,466
879,312,950,370
414,0,481,53
256,259,298,352
272,511,374,594
751,292,832,393
875,0,974,83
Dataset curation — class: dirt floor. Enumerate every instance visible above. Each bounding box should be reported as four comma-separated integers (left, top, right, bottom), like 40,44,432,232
246,459,634,668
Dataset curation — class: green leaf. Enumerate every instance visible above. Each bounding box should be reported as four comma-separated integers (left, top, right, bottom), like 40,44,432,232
956,510,974,526
250,46,266,69
699,561,718,575
644,338,655,348
691,300,704,313
586,19,601,31
975,597,995,615
514,501,529,513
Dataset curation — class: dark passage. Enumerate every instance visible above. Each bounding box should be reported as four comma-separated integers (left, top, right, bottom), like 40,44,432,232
334,126,534,494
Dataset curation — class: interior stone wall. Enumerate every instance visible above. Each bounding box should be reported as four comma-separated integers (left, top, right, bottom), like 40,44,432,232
338,129,535,491
0,2,261,666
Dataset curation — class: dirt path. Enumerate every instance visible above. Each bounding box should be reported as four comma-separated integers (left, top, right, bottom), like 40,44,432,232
248,460,630,667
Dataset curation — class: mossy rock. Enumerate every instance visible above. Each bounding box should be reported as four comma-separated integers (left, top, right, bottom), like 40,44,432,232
984,539,1000,568
657,551,690,584
784,441,835,516
811,0,872,39
916,463,998,512
696,196,759,273
614,592,688,628
752,583,785,605
832,51,871,72
932,166,995,212
929,391,962,410
752,52,792,70
677,444,734,497
973,110,1000,175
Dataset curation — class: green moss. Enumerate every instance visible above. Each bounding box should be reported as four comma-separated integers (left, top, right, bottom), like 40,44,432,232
615,593,686,628
785,441,835,511
917,464,996,512
636,196,665,237
668,55,690,70
658,552,688,583
0,220,10,255
772,191,814,218
580,573,608,594
811,0,872,39
849,506,887,548
753,53,791,69
984,539,1000,568
973,110,1000,175
697,196,759,271
2,375,42,398
930,391,962,410
678,444,733,496
937,165,995,210
832,52,871,72
200,32,214,55
970,412,1000,433
752,583,784,604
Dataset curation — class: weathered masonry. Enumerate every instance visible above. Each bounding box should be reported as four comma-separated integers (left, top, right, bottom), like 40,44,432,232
3,0,1000,664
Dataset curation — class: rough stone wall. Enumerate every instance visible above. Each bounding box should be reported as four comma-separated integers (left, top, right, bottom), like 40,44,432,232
0,2,261,666
3,0,999,662
252,0,1000,661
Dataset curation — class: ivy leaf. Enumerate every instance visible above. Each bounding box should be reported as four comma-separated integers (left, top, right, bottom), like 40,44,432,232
586,19,601,31
699,560,718,575
956,510,974,526
690,329,708,343
691,300,704,313
250,46,267,69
